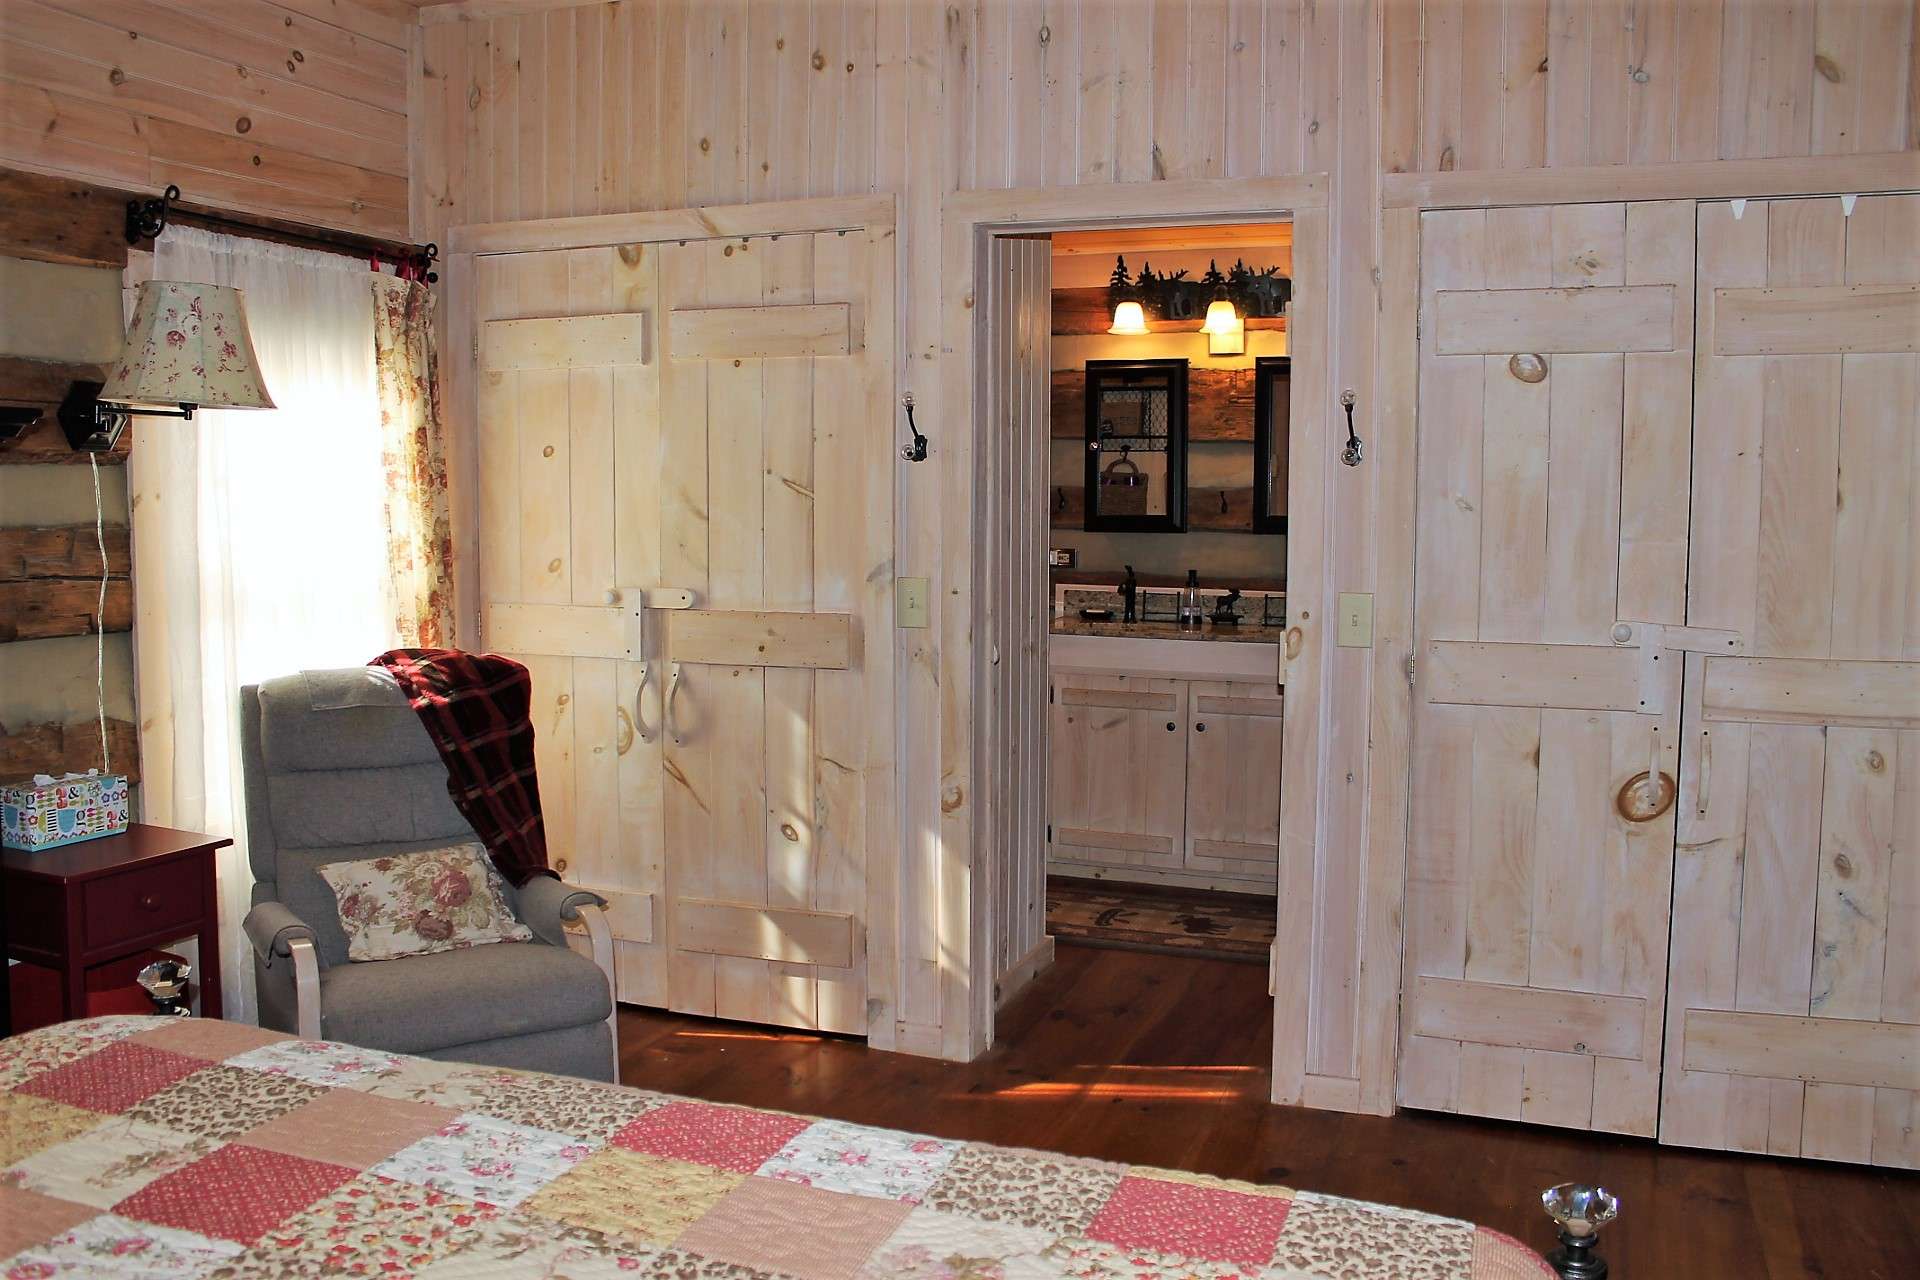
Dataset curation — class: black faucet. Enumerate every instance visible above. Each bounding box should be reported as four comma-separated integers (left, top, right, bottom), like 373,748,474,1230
1121,565,1138,623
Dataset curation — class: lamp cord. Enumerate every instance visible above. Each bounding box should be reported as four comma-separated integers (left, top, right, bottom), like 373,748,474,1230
90,451,109,774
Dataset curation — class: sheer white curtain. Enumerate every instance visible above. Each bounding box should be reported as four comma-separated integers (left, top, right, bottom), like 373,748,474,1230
130,226,399,1021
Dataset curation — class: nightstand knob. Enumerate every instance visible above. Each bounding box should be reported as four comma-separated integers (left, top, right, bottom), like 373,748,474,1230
139,894,160,911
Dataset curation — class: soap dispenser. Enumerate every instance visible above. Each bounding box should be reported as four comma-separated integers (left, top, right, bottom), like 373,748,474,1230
1179,569,1204,631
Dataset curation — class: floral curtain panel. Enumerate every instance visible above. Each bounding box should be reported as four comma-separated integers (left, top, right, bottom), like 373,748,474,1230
372,274,454,648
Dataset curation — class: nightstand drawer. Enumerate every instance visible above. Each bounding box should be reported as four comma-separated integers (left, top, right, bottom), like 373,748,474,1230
82,862,203,952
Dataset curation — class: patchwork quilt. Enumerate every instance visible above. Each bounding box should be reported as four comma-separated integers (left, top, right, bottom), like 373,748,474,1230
0,1017,1552,1279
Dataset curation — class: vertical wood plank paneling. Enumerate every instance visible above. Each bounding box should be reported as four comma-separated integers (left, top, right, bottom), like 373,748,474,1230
1224,0,1264,177
1624,0,1676,166
1264,0,1306,177
1671,0,1726,161
1150,0,1187,178
1378,0,1909,173
1077,0,1119,181
491,18,520,222
1457,0,1503,172
515,12,546,220
1186,0,1229,177
764,231,819,1027
1422,0,1465,171
422,0,1915,1116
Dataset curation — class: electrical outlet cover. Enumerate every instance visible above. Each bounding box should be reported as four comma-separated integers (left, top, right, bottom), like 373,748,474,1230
1336,592,1373,647
897,576,929,628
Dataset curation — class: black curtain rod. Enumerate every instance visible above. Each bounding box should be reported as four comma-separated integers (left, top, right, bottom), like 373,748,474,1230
127,185,436,281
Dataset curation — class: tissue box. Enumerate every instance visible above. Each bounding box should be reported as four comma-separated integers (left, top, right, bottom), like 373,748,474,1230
2,772,131,851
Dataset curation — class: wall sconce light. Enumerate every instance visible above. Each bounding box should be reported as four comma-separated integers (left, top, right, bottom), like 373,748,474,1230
1107,254,1290,336
1202,288,1240,336
1202,280,1244,355
62,280,276,452
1206,318,1245,357
1107,299,1149,336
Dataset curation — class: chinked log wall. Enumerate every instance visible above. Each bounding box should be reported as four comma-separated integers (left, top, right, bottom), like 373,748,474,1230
0,167,140,784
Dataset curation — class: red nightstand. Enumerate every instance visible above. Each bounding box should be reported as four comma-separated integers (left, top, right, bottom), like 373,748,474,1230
3,823,230,1031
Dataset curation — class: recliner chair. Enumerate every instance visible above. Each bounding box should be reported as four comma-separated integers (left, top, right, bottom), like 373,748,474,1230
239,668,619,1081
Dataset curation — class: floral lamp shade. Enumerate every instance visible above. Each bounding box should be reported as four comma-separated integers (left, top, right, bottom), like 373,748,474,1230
102,281,276,412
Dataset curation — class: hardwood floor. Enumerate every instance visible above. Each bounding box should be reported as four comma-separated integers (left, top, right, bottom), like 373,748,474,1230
618,942,1918,1279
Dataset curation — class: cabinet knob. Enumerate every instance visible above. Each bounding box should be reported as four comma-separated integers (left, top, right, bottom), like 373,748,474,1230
1196,722,1207,732
138,894,159,912
1166,722,1176,732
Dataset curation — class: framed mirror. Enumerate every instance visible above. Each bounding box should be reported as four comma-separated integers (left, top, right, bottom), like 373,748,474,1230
1083,358,1187,532
1251,356,1290,533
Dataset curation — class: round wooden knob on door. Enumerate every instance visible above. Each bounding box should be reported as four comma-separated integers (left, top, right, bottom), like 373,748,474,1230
1615,771,1676,822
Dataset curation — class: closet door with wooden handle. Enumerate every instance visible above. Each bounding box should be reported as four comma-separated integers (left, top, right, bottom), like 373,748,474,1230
1048,675,1188,873
1397,202,1696,1136
1661,195,1920,1168
474,245,665,1006
656,227,894,1037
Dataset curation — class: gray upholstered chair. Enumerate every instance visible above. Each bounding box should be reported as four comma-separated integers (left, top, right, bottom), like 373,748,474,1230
239,668,619,1081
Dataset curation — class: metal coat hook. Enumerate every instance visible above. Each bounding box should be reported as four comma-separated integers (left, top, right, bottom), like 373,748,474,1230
900,391,928,462
1340,390,1363,467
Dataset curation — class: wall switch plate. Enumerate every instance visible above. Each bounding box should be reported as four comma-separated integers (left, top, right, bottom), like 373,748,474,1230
1049,547,1076,568
897,576,930,628
1336,592,1373,647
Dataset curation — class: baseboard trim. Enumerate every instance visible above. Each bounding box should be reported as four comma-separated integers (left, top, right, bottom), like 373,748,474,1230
994,935,1056,1010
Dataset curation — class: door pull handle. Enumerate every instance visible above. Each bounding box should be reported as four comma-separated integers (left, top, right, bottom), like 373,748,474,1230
666,663,685,745
1696,729,1711,817
633,662,654,743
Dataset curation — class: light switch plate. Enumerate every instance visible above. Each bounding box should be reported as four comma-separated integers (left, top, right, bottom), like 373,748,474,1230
897,576,929,628
1049,547,1076,568
1336,592,1373,647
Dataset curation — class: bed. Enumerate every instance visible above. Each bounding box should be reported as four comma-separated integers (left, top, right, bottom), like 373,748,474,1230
0,1016,1552,1278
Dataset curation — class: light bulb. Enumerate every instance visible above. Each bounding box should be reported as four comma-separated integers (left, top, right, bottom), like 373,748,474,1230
1107,300,1148,335
1203,296,1240,335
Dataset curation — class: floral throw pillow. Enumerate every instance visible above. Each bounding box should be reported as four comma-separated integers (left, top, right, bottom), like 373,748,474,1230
317,842,533,962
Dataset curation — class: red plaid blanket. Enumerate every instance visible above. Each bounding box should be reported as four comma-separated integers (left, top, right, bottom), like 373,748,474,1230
368,648,554,887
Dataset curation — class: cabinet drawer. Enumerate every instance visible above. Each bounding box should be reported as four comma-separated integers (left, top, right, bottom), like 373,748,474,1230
82,862,203,952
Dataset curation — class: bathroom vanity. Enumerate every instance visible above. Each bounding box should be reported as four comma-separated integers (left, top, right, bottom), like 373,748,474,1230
1048,588,1284,893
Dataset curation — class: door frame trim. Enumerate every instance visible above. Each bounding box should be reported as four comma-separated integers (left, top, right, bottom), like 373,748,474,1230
941,175,1337,1079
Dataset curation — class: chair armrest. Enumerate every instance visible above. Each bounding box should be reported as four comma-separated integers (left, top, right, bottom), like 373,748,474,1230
244,901,316,966
244,902,322,1040
514,875,609,948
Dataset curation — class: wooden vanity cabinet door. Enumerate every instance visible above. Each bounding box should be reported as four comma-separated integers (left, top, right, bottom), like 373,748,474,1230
1183,681,1284,887
1048,675,1188,873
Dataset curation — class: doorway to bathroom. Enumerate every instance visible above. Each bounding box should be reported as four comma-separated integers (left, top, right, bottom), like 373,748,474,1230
953,192,1321,1085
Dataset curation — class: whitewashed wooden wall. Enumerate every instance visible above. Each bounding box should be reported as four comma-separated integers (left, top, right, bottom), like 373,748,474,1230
1383,0,1918,172
410,0,1919,1090
413,0,1382,1074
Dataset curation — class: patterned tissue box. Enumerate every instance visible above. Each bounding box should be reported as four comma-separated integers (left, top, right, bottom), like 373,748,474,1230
1,771,130,851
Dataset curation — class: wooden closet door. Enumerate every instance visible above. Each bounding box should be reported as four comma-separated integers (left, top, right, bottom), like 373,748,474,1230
656,228,894,1036
1398,202,1696,1135
474,245,665,1006
1661,195,1920,1168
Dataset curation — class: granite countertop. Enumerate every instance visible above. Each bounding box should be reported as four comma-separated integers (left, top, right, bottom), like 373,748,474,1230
1050,616,1284,644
